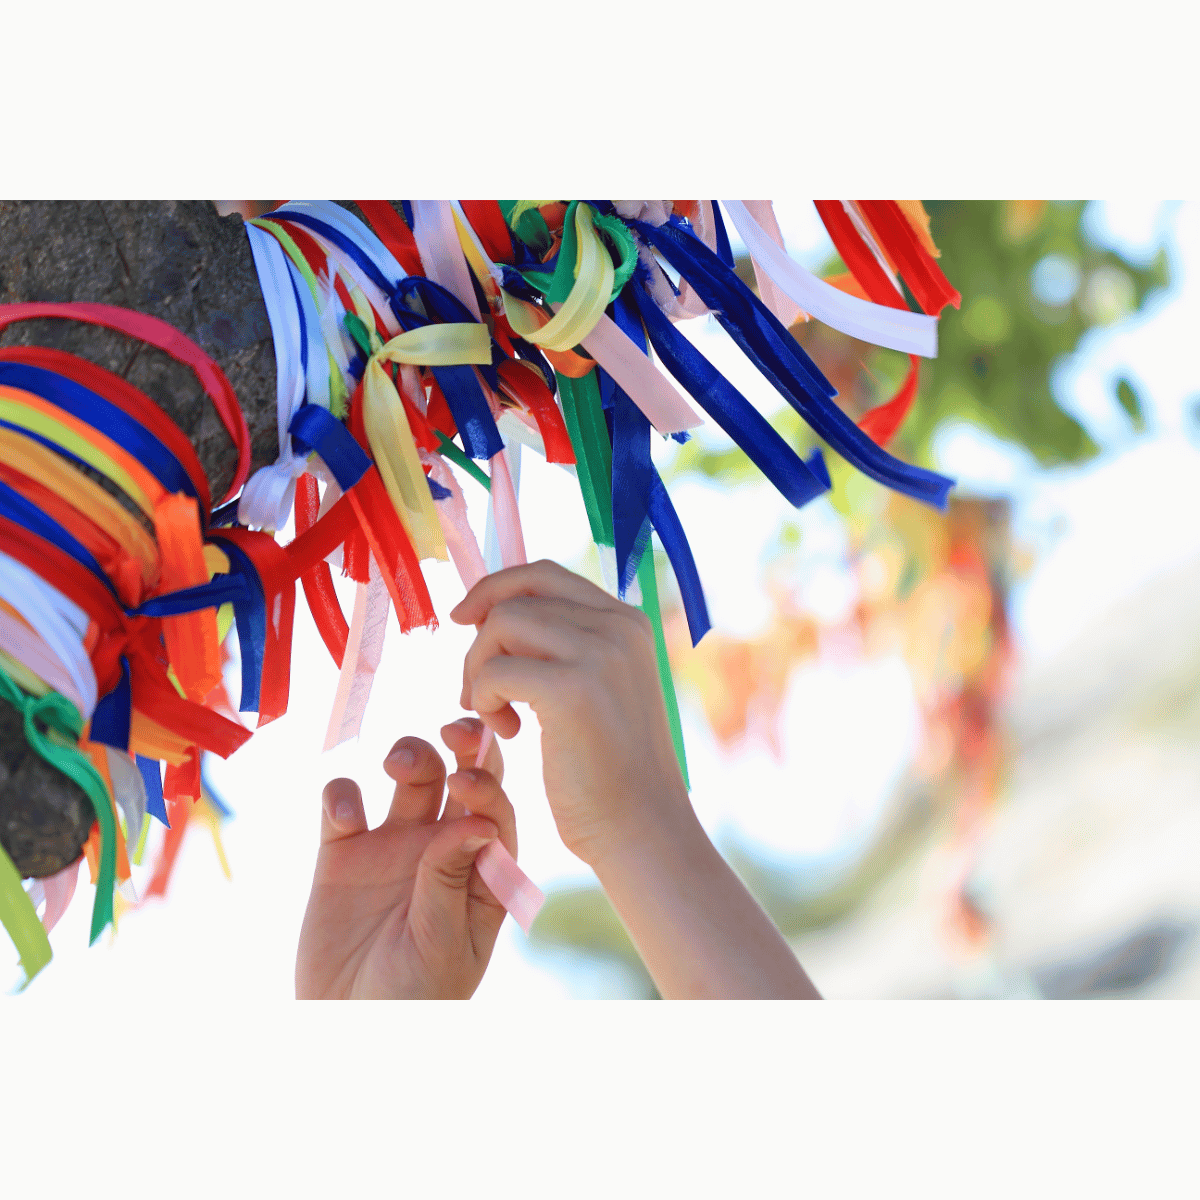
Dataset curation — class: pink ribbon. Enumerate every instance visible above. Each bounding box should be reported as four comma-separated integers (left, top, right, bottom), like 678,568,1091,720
322,556,390,752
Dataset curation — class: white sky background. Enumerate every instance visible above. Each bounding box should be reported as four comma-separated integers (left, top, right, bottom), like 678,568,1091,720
9,201,1198,999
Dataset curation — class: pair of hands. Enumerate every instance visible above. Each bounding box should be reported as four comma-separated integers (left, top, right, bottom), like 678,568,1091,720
296,560,686,1001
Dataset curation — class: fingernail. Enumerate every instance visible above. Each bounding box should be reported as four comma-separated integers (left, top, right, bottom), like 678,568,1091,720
384,747,415,770
448,769,478,790
462,834,497,853
335,800,357,824
452,718,477,732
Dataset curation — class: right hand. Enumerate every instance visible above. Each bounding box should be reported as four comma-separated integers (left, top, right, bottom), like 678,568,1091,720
450,560,691,870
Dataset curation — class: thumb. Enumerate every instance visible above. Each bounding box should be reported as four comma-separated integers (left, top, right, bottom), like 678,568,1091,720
408,817,500,943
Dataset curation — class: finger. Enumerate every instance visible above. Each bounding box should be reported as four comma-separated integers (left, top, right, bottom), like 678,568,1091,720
459,596,615,712
469,652,577,726
408,816,501,957
321,777,368,845
446,768,517,861
380,737,447,830
441,717,504,783
450,559,624,627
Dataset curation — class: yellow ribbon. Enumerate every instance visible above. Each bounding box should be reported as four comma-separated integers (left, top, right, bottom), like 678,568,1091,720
501,204,613,353
0,391,154,517
360,323,490,563
0,427,160,588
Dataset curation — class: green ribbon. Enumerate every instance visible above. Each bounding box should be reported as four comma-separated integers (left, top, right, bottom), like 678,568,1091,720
518,203,639,308
636,549,690,791
435,433,491,492
0,840,50,989
556,372,689,787
0,665,116,952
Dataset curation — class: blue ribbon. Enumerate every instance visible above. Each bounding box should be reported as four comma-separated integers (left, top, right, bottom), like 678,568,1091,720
129,572,252,619
0,362,202,512
387,287,504,462
89,656,131,752
137,754,168,826
606,294,654,595
605,292,711,645
649,473,711,647
288,405,371,492
209,499,241,527
629,275,832,509
709,201,735,270
271,210,398,298
0,477,115,593
629,217,955,510
206,538,266,714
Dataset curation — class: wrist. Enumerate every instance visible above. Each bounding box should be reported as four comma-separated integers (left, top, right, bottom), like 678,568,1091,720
587,790,709,893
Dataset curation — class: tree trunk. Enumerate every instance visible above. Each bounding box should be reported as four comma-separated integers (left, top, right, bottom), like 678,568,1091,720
0,200,278,877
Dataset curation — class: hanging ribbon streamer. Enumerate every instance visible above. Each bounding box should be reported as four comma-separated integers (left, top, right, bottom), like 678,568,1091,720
718,201,939,358
628,216,954,510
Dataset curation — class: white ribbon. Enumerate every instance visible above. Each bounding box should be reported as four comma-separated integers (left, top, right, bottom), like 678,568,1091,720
242,222,308,530
741,200,805,329
273,202,409,287
720,200,938,358
104,745,146,899
0,553,96,719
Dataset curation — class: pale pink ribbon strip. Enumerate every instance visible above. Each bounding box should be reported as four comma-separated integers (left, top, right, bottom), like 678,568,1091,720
38,860,80,935
576,312,704,435
427,442,545,933
411,200,483,323
322,557,391,752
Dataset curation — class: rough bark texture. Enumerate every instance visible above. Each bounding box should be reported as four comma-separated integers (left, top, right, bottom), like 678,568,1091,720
0,200,278,877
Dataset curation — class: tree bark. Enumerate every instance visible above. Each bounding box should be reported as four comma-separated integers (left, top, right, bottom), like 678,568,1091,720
0,200,278,877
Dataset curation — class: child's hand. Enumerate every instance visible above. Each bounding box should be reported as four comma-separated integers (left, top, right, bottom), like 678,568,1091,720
451,560,691,871
295,718,517,1000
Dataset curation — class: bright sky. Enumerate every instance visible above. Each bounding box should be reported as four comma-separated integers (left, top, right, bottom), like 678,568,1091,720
10,202,1197,999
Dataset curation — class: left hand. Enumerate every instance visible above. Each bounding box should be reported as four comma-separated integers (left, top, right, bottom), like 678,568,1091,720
295,718,517,1000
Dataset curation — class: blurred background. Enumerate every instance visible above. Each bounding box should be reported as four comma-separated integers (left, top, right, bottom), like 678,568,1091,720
11,200,1200,1001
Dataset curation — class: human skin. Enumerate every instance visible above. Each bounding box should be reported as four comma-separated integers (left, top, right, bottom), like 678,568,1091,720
295,718,516,1000
453,560,821,1000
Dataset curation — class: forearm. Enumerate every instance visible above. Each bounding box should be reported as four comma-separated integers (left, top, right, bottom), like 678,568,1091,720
590,805,821,1000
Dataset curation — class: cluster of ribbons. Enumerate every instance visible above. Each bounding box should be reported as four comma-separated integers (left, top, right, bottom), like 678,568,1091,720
0,199,960,985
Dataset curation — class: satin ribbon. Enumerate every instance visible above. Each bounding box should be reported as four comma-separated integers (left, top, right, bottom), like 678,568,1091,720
853,201,961,316
630,216,955,510
0,551,98,718
629,277,831,510
240,222,310,530
718,201,939,358
411,200,484,323
289,404,436,633
0,345,212,515
0,303,250,505
0,426,159,604
322,552,389,752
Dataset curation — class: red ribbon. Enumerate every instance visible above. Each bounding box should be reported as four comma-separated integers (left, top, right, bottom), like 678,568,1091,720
355,201,426,277
0,303,251,504
0,346,213,516
853,202,961,317
294,475,350,668
496,360,576,464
